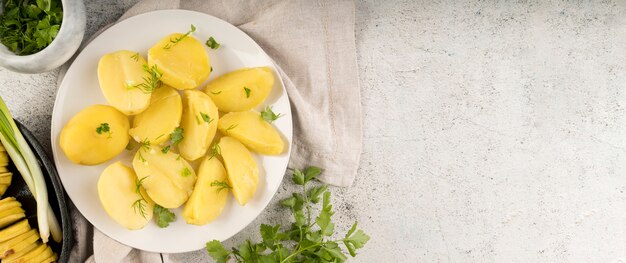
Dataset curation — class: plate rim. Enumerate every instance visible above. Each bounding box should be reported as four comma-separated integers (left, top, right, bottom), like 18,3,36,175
50,9,293,253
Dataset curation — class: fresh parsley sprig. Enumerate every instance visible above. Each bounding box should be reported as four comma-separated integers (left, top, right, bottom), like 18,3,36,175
206,167,370,262
95,123,111,138
206,36,220,49
153,204,176,228
261,106,282,123
170,127,184,146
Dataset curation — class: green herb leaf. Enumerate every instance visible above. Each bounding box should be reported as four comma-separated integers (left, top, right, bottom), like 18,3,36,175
303,167,322,183
308,185,328,204
244,87,251,98
210,180,232,193
164,24,196,49
95,123,112,138
181,167,191,177
260,106,283,123
131,53,139,61
225,124,238,133
153,204,176,228
316,191,334,236
291,169,305,185
260,224,280,249
206,36,220,49
161,145,170,154
206,240,230,263
200,112,213,124
170,127,184,146
208,143,221,160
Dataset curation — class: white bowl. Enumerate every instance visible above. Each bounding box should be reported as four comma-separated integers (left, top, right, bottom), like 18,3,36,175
0,0,85,74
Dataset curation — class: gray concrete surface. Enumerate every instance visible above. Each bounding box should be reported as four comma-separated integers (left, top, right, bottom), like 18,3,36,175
1,0,625,262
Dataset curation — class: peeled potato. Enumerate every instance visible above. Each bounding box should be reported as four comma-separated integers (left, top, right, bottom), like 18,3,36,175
0,229,37,258
59,105,130,165
205,67,274,112
98,50,152,115
218,111,284,155
219,137,258,205
178,90,219,161
97,162,154,230
148,33,210,90
182,156,229,225
132,145,197,208
129,86,182,145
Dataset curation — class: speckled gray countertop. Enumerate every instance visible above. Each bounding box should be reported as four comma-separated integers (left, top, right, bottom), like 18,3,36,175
1,1,625,262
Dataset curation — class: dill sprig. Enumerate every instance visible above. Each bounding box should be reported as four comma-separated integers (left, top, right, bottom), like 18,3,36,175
164,24,196,49
128,64,163,94
131,176,150,219
208,143,221,160
210,180,232,193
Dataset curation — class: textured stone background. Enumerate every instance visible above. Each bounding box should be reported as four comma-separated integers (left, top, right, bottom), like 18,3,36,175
1,0,626,262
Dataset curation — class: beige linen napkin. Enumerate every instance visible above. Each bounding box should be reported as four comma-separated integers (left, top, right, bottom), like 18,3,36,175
62,0,360,262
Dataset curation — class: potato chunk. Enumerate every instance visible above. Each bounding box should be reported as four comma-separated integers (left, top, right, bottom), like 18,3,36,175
178,90,219,161
182,156,228,225
205,67,274,112
148,33,210,90
218,111,284,155
98,50,152,115
132,145,197,208
219,137,258,205
129,86,182,145
97,162,153,230
59,105,129,165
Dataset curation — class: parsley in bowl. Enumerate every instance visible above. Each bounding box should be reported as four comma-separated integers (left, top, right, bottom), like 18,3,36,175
0,0,85,73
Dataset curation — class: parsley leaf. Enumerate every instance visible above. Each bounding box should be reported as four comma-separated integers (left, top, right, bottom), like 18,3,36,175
96,123,110,134
181,167,191,177
161,145,170,154
200,112,213,124
153,204,176,228
206,241,230,263
170,127,184,146
244,87,251,98
206,36,220,49
260,106,283,123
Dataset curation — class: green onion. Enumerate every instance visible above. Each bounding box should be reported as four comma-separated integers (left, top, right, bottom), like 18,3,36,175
0,97,61,243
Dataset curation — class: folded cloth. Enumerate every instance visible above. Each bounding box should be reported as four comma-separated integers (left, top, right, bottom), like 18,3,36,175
61,0,361,262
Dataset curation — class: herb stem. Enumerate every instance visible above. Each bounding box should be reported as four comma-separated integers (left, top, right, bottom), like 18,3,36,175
280,239,347,263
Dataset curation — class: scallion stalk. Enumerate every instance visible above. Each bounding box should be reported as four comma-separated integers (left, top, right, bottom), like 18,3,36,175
0,97,62,243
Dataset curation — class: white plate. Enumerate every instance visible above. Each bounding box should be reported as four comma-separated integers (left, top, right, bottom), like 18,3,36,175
50,10,292,253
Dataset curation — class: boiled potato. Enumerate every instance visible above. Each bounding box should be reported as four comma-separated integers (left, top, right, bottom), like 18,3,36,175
98,50,152,115
132,145,197,208
129,86,182,145
219,137,258,205
178,90,219,161
218,111,284,155
59,105,129,165
182,156,229,225
148,33,210,90
205,67,274,112
97,162,154,230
